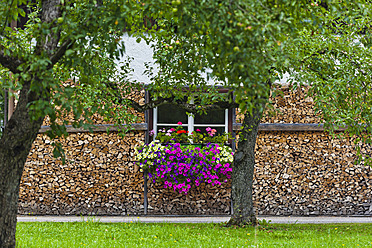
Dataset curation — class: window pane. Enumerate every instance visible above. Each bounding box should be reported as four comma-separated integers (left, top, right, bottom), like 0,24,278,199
157,104,187,124
194,109,225,124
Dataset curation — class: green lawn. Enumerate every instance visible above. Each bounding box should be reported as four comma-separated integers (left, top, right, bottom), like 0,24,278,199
16,220,372,247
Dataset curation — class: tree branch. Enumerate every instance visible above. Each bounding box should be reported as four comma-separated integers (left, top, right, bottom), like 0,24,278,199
102,81,238,113
179,101,238,112
127,97,174,112
127,97,238,113
0,49,23,73
49,39,74,65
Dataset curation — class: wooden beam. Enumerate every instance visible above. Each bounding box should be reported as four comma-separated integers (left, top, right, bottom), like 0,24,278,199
233,123,346,132
38,123,148,134
39,122,347,134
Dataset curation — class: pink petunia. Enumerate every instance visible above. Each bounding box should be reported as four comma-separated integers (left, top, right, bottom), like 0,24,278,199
196,129,201,132
177,121,182,125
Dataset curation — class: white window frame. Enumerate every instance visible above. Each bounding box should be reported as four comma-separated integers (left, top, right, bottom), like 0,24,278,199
153,106,229,138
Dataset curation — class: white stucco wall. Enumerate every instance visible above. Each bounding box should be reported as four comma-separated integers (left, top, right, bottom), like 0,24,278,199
116,34,157,84
117,34,290,85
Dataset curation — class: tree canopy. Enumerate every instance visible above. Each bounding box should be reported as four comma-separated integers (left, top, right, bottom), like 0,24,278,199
142,0,372,159
1,0,371,143
1,0,372,246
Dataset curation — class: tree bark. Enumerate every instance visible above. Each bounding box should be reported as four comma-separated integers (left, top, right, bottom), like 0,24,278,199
0,80,45,248
0,1,61,247
227,103,265,226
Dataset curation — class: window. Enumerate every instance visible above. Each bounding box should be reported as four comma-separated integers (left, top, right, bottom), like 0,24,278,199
147,92,234,141
153,105,229,136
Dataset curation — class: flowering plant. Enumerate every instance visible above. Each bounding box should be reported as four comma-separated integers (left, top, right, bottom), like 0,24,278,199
154,123,190,143
191,127,232,144
135,141,233,194
150,122,231,145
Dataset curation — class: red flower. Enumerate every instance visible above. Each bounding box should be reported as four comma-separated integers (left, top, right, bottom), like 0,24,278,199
177,130,187,134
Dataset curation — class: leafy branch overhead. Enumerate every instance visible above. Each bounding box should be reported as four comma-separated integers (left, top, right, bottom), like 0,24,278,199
0,0,370,157
127,90,238,114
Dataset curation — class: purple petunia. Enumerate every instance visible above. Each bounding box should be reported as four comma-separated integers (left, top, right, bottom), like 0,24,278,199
137,142,233,194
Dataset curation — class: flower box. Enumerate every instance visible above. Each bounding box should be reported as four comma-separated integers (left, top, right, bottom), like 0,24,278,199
152,122,232,145
135,142,233,194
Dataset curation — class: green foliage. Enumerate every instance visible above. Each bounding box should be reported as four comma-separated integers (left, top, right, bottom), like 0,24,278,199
0,0,144,150
282,1,372,164
141,0,372,163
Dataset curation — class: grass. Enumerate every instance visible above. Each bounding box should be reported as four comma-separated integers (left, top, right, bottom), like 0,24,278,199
16,220,372,247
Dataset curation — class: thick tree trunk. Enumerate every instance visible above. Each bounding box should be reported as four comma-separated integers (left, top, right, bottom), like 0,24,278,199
0,1,61,246
0,82,44,247
227,104,265,226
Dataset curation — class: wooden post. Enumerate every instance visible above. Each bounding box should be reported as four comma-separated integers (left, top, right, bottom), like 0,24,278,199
231,128,236,216
144,90,149,215
144,171,148,215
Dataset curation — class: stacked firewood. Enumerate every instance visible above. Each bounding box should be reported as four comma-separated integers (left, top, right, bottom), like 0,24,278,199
18,85,372,216
19,132,146,215
147,181,232,215
254,131,372,216
42,88,145,126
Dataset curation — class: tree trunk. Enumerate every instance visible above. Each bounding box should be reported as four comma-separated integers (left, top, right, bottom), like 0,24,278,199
0,1,60,246
0,80,44,248
227,104,265,226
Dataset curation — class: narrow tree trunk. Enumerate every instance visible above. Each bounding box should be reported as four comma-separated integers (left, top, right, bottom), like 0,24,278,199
227,104,265,226
0,81,44,248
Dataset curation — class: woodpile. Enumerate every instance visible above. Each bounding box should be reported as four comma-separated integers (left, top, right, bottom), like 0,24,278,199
236,86,321,124
254,131,372,216
19,131,146,215
147,181,231,215
261,86,321,123
18,85,372,216
42,89,145,126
